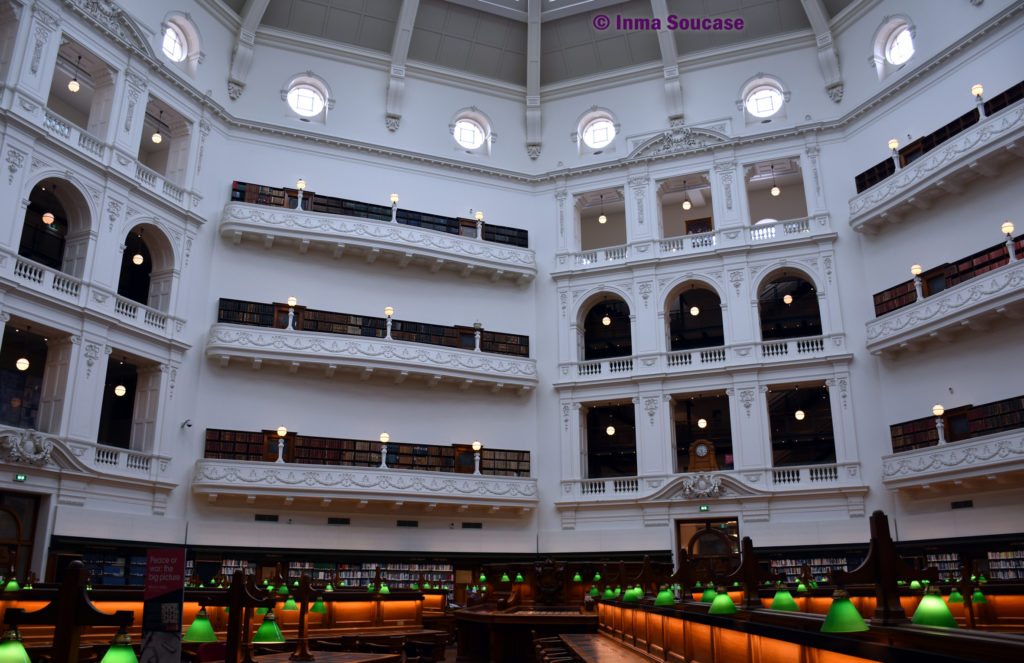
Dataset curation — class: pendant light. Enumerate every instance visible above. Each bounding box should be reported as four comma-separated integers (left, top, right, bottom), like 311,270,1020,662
99,628,140,663
252,610,285,643
770,164,781,197
151,110,164,144
42,212,55,225
598,194,607,224
681,179,692,211
14,358,29,371
182,607,218,643
697,418,708,429
68,56,82,93
283,596,298,611
0,627,30,663
794,410,805,421
131,229,144,266
689,306,700,316
114,384,127,397
820,589,868,633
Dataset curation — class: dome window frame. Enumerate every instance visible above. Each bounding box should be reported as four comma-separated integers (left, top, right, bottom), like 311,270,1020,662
281,72,335,124
871,15,916,80
449,107,495,156
737,74,789,125
573,107,620,157
160,13,203,77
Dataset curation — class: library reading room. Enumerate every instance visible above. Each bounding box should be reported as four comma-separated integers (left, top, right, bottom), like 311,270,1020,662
1,0,1023,661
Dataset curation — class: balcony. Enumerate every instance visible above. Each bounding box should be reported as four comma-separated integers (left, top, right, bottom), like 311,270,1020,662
206,322,537,392
553,215,832,275
192,458,538,514
882,427,1024,493
556,334,847,387
220,198,536,284
1,249,189,345
849,99,1024,233
865,258,1024,355
557,462,864,506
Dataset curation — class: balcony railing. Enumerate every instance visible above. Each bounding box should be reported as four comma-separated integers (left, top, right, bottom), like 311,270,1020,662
882,427,1024,491
558,463,862,504
866,258,1024,355
849,82,1024,232
192,458,539,512
557,334,846,386
554,215,830,274
10,255,82,303
220,202,536,284
207,322,537,392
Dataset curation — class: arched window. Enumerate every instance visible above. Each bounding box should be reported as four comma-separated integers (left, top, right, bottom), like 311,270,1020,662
0,326,48,430
757,271,822,341
872,16,916,80
575,107,619,155
581,297,632,360
738,74,788,124
116,224,175,312
18,178,91,277
160,13,203,75
282,72,334,123
450,107,494,155
665,283,724,352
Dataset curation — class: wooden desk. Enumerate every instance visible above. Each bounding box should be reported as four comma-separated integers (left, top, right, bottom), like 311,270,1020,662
560,633,654,662
255,653,399,662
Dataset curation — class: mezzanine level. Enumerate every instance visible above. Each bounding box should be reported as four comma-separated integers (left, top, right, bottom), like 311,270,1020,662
882,427,1024,495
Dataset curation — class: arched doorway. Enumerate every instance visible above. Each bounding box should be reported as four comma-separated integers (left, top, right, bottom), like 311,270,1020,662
757,270,822,340
580,296,632,360
665,282,724,351
18,179,91,277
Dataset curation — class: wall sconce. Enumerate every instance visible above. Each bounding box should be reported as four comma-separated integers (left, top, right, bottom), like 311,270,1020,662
471,440,482,475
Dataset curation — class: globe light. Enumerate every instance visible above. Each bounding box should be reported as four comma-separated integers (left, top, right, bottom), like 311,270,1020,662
390,193,399,205
783,294,793,305
68,78,80,93
132,253,144,266
770,185,781,197
114,384,127,397
911,264,922,276
605,425,615,436
472,440,482,452
598,214,607,224
277,426,287,437
474,210,484,222
151,129,163,144
971,83,984,98
15,358,29,371
42,212,55,225
932,404,944,417
697,418,708,429
1002,221,1015,236
287,297,297,307
689,306,700,316
601,315,611,326
379,432,390,443
384,306,394,318
794,410,805,421
888,138,900,151
296,179,306,191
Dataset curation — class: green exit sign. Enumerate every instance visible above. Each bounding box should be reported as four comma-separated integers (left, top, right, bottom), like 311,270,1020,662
699,504,709,512
14,473,27,482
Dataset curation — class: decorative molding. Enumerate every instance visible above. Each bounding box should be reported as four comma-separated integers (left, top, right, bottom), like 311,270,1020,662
628,126,729,160
6,148,25,185
83,342,101,378
638,281,652,308
643,396,659,425
63,0,154,58
882,430,1024,487
106,198,123,231
2,428,53,465
680,473,722,498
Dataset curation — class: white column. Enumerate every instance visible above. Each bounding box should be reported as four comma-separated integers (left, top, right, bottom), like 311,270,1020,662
0,312,8,350
85,67,118,142
802,144,827,215
111,68,148,158
132,364,168,452
728,384,770,469
61,337,109,443
560,401,583,481
711,160,743,229
10,3,62,106
37,337,76,434
164,121,193,186
635,393,673,476
625,174,653,242
61,228,96,280
827,374,857,464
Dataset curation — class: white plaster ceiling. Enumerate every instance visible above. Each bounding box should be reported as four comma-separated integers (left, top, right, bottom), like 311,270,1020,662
239,0,857,87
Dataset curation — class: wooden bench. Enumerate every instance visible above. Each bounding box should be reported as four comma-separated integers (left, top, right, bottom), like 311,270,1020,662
559,633,659,662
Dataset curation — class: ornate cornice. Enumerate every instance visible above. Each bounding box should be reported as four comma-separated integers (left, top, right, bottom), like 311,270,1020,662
221,203,536,283
882,430,1024,487
206,323,537,391
866,260,1024,354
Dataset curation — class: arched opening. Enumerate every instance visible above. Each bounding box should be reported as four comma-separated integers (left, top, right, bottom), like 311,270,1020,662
18,179,90,277
581,296,631,360
116,224,174,311
0,325,48,429
97,356,138,449
757,271,822,341
665,283,724,351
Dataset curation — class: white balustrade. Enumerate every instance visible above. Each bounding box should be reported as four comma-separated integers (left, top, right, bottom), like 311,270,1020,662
699,348,726,364
659,237,687,253
115,297,139,319
808,465,838,482
608,358,633,373
135,163,159,187
43,112,71,139
12,256,81,302
13,258,43,284
796,337,825,353
575,251,598,265
667,351,692,367
762,341,789,357
77,131,105,158
578,360,602,376
688,232,716,249
772,468,800,484
580,479,607,495
163,180,185,203
143,308,168,330
750,223,778,241
782,218,811,235
773,464,839,486
612,478,638,493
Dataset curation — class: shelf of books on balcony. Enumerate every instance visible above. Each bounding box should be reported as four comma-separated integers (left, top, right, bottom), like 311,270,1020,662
853,79,1024,193
890,394,1024,453
988,551,1024,580
82,552,146,586
203,428,531,477
872,235,1023,316
926,553,961,578
285,562,453,588
768,556,860,584
216,298,530,358
230,181,528,248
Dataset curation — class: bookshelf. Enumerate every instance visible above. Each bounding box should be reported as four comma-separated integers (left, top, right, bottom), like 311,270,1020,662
285,561,454,588
217,298,530,358
230,181,528,248
926,553,961,578
987,551,1024,580
983,80,1024,116
854,158,895,194
890,394,1024,452
82,552,147,586
768,556,857,583
479,448,531,477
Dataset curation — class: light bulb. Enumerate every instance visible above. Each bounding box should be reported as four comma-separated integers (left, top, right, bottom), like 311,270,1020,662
910,264,922,276
971,83,984,99
384,306,394,318
682,199,692,211
390,193,399,204
296,178,306,190
601,315,611,326
888,138,900,151
474,210,484,221
114,384,127,397
151,130,162,144
379,432,390,443
794,410,805,421
783,294,793,305
932,404,944,417
42,212,55,225
132,253,144,266
689,306,700,316
697,418,708,429
605,425,615,436
770,185,781,197
15,358,29,371
68,78,80,93
1002,221,1015,236
472,440,482,452
277,426,287,437
598,214,607,224
287,297,297,307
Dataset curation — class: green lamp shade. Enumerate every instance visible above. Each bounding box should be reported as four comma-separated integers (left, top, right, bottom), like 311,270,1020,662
796,582,808,593
589,586,600,598
256,607,268,616
573,572,582,582
770,589,799,611
622,587,640,603
2,579,20,593
325,583,334,592
514,573,524,583
708,591,737,615
695,581,702,588
971,590,987,604
182,608,218,643
283,596,298,611
100,631,139,663
978,574,988,584
921,579,930,585
263,578,269,585
593,572,602,582
820,591,868,633
699,588,718,602
948,589,964,604
732,581,740,587
479,573,487,582
897,580,906,586
654,589,675,606
423,582,431,589
602,588,615,599
293,580,299,587
311,598,327,614
252,610,285,643
911,590,958,628
0,629,30,663
276,584,289,595
810,581,819,589
368,583,376,592
500,573,510,583
909,580,922,590
411,583,420,590
379,583,390,595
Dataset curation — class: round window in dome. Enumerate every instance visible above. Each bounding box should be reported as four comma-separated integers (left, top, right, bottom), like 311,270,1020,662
581,118,615,149
745,85,784,118
162,24,187,62
885,26,914,65
453,118,486,150
287,84,326,118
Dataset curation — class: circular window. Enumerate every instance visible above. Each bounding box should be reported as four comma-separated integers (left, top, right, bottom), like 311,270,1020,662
745,85,783,118
287,84,326,118
162,24,187,62
582,118,615,149
453,118,486,150
885,26,914,65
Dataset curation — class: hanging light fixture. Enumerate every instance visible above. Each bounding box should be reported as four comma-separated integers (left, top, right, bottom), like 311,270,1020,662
911,587,958,628
68,56,82,93
794,409,805,421
15,358,29,371
681,180,692,211
114,384,127,397
820,589,868,633
770,164,781,197
697,418,708,429
182,607,218,643
598,194,607,224
252,610,285,643
783,294,793,305
42,212,55,225
770,587,799,611
0,627,30,663
605,415,615,436
601,314,611,326
99,627,140,663
151,110,164,144
689,306,700,317
131,229,144,265
283,596,298,611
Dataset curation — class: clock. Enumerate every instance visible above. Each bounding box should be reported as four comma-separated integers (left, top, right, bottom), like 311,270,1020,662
688,439,718,471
